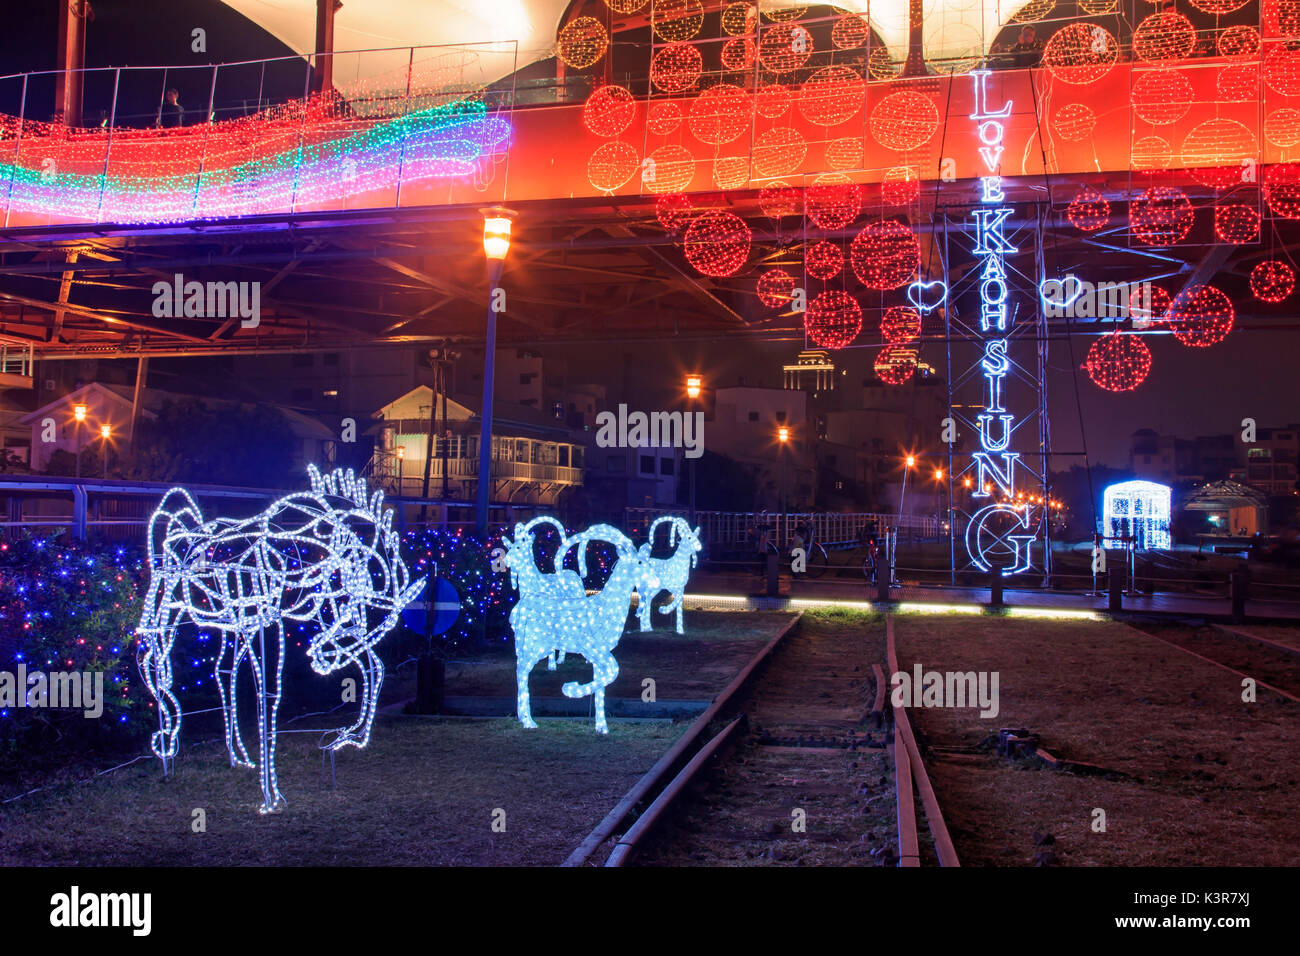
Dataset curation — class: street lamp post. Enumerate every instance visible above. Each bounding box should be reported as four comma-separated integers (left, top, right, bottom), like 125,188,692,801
99,424,111,478
778,425,790,546
476,208,515,537
73,403,87,479
685,374,701,525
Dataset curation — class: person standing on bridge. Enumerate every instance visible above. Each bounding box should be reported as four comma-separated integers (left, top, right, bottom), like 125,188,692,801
159,88,185,128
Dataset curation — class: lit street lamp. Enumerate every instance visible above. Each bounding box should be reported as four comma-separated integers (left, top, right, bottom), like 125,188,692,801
99,423,111,478
476,207,515,536
685,374,702,523
73,403,87,479
777,425,790,541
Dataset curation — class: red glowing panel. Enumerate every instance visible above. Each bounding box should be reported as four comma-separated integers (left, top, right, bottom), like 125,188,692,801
1067,186,1110,232
832,14,869,49
1042,23,1119,85
683,210,751,277
805,290,863,349
874,345,918,385
688,84,750,145
850,220,921,290
799,65,865,127
1217,24,1260,59
756,267,796,308
656,193,693,234
1130,186,1193,245
1132,13,1196,63
753,126,807,177
1167,284,1234,347
806,173,861,230
1053,103,1097,142
756,83,793,119
869,90,939,152
758,180,801,218
1132,70,1193,126
1214,203,1260,244
651,43,703,93
720,37,756,71
584,85,636,138
1085,332,1152,392
644,144,696,193
805,240,844,280
1265,162,1300,218
882,166,920,206
881,305,922,343
1250,259,1295,303
759,22,814,74
587,141,639,192
646,100,684,136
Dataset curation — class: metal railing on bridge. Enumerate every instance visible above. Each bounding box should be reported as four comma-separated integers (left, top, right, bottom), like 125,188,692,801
623,507,941,551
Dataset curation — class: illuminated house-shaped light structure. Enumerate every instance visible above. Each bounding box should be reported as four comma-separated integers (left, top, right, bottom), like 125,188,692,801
1102,480,1172,551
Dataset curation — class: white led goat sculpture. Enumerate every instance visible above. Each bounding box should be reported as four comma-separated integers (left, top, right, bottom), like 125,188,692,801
635,516,702,635
136,465,424,814
505,522,657,734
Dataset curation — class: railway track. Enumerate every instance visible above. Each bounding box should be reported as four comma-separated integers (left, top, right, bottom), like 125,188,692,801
569,611,959,867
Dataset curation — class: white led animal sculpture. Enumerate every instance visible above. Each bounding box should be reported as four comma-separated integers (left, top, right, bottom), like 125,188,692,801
136,466,424,813
501,516,583,671
635,516,702,635
505,523,657,734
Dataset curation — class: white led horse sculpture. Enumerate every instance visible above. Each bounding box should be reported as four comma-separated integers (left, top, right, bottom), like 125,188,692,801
635,516,702,635
136,466,424,813
506,523,657,734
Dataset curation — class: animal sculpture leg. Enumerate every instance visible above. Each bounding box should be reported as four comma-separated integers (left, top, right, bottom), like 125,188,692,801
139,617,182,762
216,634,254,768
638,592,653,632
250,626,286,814
673,593,685,635
331,648,384,750
516,648,539,729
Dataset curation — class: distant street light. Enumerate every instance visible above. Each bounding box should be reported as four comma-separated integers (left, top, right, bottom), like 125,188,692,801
476,207,516,536
73,403,87,479
99,424,111,477
685,374,703,523
777,425,790,533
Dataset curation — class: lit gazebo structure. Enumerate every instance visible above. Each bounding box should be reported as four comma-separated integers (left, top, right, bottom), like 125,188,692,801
1102,480,1172,551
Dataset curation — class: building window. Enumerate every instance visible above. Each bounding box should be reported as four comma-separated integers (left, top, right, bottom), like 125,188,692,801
640,454,655,474
660,457,675,476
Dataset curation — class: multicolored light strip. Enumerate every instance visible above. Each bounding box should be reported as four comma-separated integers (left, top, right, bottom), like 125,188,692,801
0,99,510,224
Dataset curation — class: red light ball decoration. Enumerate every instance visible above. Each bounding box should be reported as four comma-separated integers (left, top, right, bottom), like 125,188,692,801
806,174,861,230
583,85,636,138
1067,186,1110,232
804,241,844,280
1216,64,1259,102
756,84,793,119
1130,186,1193,245
882,166,920,206
869,91,939,152
1181,118,1258,190
683,210,751,277
1214,203,1260,244
1265,108,1300,148
756,267,796,308
1053,103,1097,142
689,84,750,145
651,43,703,93
646,100,683,136
759,23,814,74
644,144,696,193
1264,162,1300,219
1264,44,1300,97
587,141,639,192
721,2,755,36
720,37,756,71
1191,0,1249,12
652,0,705,43
825,137,863,170
656,193,693,235
881,305,922,343
759,180,801,219
850,220,921,290
799,65,865,127
1084,332,1152,392
1167,284,1234,348
1132,69,1193,126
1132,13,1195,63
1128,283,1171,326
805,290,863,349
558,17,609,69
1131,135,1173,174
753,126,807,177
1042,23,1119,85
1217,24,1260,59
874,345,918,385
1250,259,1295,303
832,14,869,49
